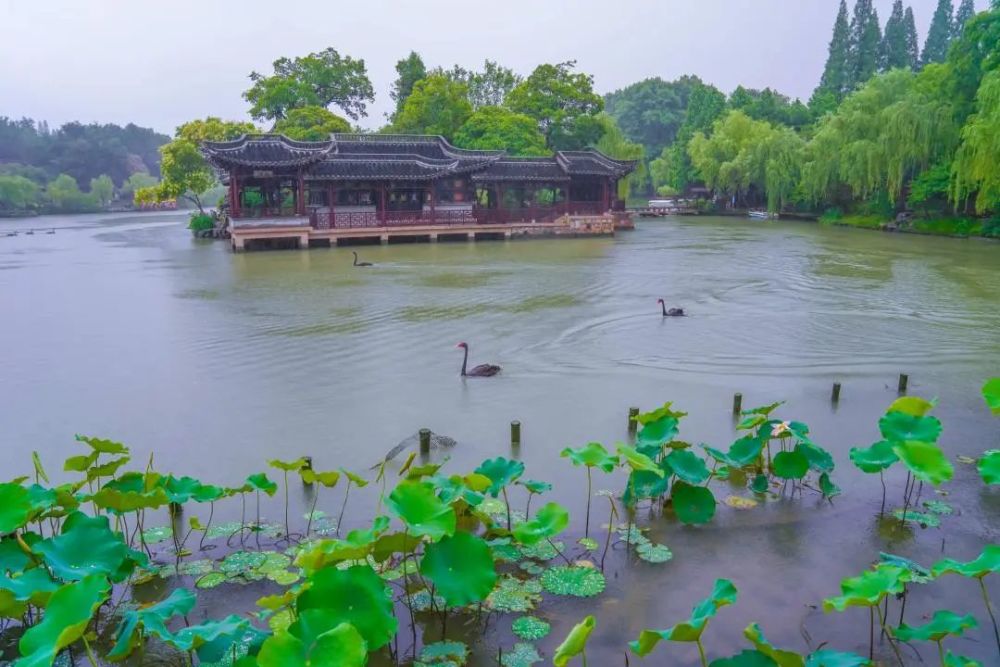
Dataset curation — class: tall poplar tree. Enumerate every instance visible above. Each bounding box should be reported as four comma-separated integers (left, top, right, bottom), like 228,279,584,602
390,52,427,121
880,0,912,70
812,0,852,107
922,0,955,65
903,7,921,69
849,0,882,86
953,0,976,38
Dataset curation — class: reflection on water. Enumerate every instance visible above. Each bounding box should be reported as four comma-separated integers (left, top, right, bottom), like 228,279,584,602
1,212,999,663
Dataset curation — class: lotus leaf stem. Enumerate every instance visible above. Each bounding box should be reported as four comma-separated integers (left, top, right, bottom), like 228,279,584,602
869,606,874,661
875,600,904,666
879,471,887,517
82,635,99,667
585,466,592,539
936,639,944,665
199,501,214,551
305,487,320,536
695,639,708,667
897,584,907,627
502,487,512,530
978,576,1000,655
600,496,615,571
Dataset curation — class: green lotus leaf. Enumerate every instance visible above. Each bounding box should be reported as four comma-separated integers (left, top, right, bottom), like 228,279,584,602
0,568,60,606
803,650,871,667
630,579,738,654
729,435,766,467
420,532,496,607
108,588,196,660
743,623,804,667
932,545,1000,579
666,449,710,485
637,415,680,449
386,481,455,541
91,475,169,513
887,396,936,417
671,481,716,525
258,621,367,667
32,511,142,583
894,509,938,529
87,456,130,481
553,615,595,667
17,574,110,667
623,459,672,506
822,565,905,611
75,434,129,454
297,564,396,650
560,442,617,472
0,484,35,534
878,553,932,583
818,473,841,498
922,499,952,515
500,642,542,667
162,475,202,504
540,565,605,597
893,609,977,642
269,458,307,472
710,651,779,667
636,542,673,563
418,640,468,665
879,411,942,444
519,479,552,495
891,441,953,485
220,551,268,576
737,414,767,431
616,444,663,476
246,473,279,496
474,457,525,497
702,445,733,467
512,502,568,546
196,572,227,589
296,517,390,571
486,575,542,613
300,469,341,488
750,474,769,494
0,536,33,574
849,440,898,474
371,531,421,563
943,651,982,667
428,474,485,507
982,378,1000,415
63,452,98,473
772,448,809,480
171,615,262,663
339,469,369,488
797,442,834,473
978,450,1000,485
637,402,688,424
512,616,550,641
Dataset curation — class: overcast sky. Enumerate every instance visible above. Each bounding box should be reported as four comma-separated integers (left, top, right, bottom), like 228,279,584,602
0,0,988,135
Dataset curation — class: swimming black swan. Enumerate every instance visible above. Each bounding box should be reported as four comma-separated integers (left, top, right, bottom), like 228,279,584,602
352,251,373,267
457,342,502,377
657,298,685,317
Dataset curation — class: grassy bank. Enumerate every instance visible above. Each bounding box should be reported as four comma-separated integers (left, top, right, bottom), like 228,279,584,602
819,211,999,238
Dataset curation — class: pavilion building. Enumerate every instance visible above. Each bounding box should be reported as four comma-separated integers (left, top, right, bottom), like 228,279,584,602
200,133,636,251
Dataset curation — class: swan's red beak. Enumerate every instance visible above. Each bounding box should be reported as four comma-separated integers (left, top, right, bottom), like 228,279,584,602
456,342,466,348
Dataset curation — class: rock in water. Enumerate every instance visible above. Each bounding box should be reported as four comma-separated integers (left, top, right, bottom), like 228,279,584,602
372,431,457,468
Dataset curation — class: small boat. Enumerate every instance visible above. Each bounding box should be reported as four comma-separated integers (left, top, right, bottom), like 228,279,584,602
748,210,774,220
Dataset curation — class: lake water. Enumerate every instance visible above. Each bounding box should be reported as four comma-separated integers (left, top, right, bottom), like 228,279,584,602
2,212,999,663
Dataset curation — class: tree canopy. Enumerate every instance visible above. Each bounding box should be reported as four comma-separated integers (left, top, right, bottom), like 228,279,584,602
441,60,522,109
243,47,374,122
392,74,472,140
506,61,604,150
273,106,351,140
648,80,726,193
604,76,699,159
922,0,956,65
390,52,427,121
453,106,547,155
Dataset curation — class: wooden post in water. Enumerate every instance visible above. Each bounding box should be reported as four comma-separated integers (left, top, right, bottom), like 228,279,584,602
832,382,841,403
898,374,909,394
627,407,640,434
511,421,521,447
732,393,743,415
169,502,182,516
419,429,431,456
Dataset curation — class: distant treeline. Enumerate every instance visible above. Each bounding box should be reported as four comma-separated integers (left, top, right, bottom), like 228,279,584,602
0,118,169,215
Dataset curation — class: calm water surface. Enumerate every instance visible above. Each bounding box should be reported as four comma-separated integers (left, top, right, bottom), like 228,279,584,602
1,212,999,663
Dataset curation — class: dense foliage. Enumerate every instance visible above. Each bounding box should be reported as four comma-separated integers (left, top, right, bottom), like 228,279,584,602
452,106,548,156
272,106,351,141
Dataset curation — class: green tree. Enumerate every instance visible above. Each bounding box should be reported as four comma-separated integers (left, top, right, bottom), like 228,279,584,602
273,106,351,140
46,174,98,212
812,0,853,106
393,74,473,140
506,61,605,150
904,7,921,69
881,1,913,71
954,0,976,37
243,47,374,122
118,172,157,203
443,60,522,109
952,70,1000,213
944,3,1000,120
0,174,42,212
727,86,812,129
603,76,699,158
88,174,114,207
390,52,427,120
908,162,953,215
594,114,646,199
649,81,726,192
922,0,955,66
453,106,548,155
849,0,883,87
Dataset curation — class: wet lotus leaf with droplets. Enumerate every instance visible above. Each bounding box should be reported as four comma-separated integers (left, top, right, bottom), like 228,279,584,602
616,524,650,546
487,538,521,562
196,572,228,589
943,651,982,667
560,442,618,472
803,649,871,666
923,499,953,515
296,564,397,650
743,623,805,667
411,589,447,612
179,559,216,576
267,570,300,586
978,450,1000,485
849,440,898,473
512,615,551,640
666,449,710,485
891,441,953,485
474,457,525,497
540,565,605,597
0,568,60,605
553,615,595,667
878,552,932,583
519,539,564,561
725,496,758,510
932,545,1000,579
487,576,542,613
207,521,246,539
519,562,544,575
822,565,905,611
18,574,111,667
630,579,738,653
893,609,977,642
501,642,543,667
772,448,809,480
512,502,568,546
256,551,292,574
710,650,780,666
220,551,268,576
879,411,942,444
421,532,497,607
671,481,716,525
141,526,173,544
637,543,673,564
419,640,469,665
578,537,599,551
267,609,293,632
386,481,456,541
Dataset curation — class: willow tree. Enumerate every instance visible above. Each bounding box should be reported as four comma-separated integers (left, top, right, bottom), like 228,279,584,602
801,68,958,206
952,70,1000,212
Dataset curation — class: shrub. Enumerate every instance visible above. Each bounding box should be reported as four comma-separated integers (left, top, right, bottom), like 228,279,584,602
188,213,215,232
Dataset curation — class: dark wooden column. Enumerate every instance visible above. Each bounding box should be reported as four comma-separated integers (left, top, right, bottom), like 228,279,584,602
231,173,240,217
602,178,610,212
427,181,436,223
379,183,387,224
297,170,306,215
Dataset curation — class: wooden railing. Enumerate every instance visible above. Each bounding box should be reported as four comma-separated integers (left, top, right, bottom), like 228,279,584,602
308,204,608,229
241,205,298,218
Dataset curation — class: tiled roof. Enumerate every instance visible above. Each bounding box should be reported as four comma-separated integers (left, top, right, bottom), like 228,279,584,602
202,134,334,168
471,157,570,182
556,151,636,177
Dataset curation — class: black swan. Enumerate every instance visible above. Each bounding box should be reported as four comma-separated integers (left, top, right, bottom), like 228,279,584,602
657,298,685,317
352,251,373,267
457,342,501,377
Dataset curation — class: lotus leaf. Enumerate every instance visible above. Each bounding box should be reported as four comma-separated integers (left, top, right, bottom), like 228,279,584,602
0,484,35,534
710,650,779,667
666,449,710,485
932,545,1000,579
0,537,32,574
822,565,905,611
797,442,834,473
638,402,688,424
411,589,447,612
772,448,809,480
742,401,784,417
848,441,898,473
737,414,767,431
108,588,196,659
386,481,455,541
339,469,369,488
519,479,553,495
750,474,769,494
259,612,367,667
63,453,98,473
671,481,716,525
617,525,650,546
879,411,942,444
512,616,550,640
803,650,870,667
616,444,663,476
725,496,758,510
630,579,738,654
891,441,953,485
540,565,605,597
297,564,396,650
943,651,982,667
578,537,598,550
179,559,215,576
636,543,673,563
17,574,110,667
419,640,468,665
519,562,544,575
982,378,1000,415
91,485,169,514
430,474,485,507
743,623,805,667
420,532,497,607
371,531,420,563
192,484,226,503
922,499,953,515
878,553,932,583
553,615,595,667
500,642,542,667
887,396,936,417
269,458,307,472
141,526,172,544
474,457,525,497
301,470,341,487
637,415,680,448
519,539,563,561
220,551,268,576
512,502,569,546
87,456,130,481
161,475,202,504
33,511,143,583
623,460,671,506
75,435,129,454
196,572,227,589
819,474,841,498
978,450,1000,485
171,616,264,663
0,568,59,605
729,435,766,467
560,442,617,472
893,609,977,642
